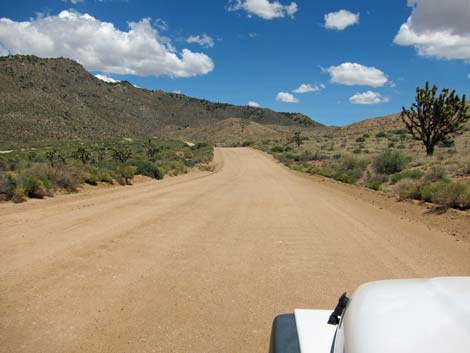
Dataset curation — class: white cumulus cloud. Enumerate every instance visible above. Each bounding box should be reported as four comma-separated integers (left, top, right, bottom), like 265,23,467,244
276,92,299,103
228,0,298,20
324,10,359,30
248,101,260,107
292,83,325,94
186,34,215,48
0,11,214,78
349,91,389,105
327,62,388,87
394,0,470,61
95,74,119,83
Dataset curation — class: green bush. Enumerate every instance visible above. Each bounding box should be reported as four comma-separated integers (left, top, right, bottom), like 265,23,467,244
367,180,382,191
425,165,447,182
308,166,335,178
375,131,387,138
22,175,50,198
373,150,409,175
115,165,137,185
396,179,423,200
338,155,369,172
309,155,368,185
241,141,254,147
95,168,114,183
391,169,424,184
395,178,470,209
459,187,470,209
432,182,469,208
191,142,209,150
50,165,82,191
393,129,407,135
335,173,358,184
162,160,187,176
127,160,163,180
271,146,284,153
13,185,26,203
277,152,295,164
0,172,16,201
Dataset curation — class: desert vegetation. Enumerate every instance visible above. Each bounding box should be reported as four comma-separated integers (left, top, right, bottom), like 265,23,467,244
401,82,469,156
0,138,213,203
253,99,470,211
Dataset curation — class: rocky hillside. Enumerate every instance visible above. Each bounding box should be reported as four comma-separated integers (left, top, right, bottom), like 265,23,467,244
0,55,320,142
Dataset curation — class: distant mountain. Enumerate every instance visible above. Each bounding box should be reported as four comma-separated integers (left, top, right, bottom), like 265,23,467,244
342,113,403,135
0,55,321,142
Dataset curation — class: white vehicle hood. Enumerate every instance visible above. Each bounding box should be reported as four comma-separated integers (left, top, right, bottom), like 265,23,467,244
294,309,336,353
340,276,470,353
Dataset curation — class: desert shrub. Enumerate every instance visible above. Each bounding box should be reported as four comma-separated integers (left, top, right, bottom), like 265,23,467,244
21,175,50,198
115,165,137,185
353,148,362,154
292,151,322,162
277,152,295,164
308,166,335,178
367,180,382,191
459,187,470,209
336,155,369,174
12,186,26,203
375,131,387,138
425,165,447,182
432,182,469,209
391,169,424,184
309,155,368,184
395,179,423,200
241,141,254,147
335,173,359,184
373,150,408,175
162,160,187,176
356,136,366,143
460,158,470,176
393,129,407,135
366,172,388,190
95,168,114,183
419,181,449,202
0,159,7,172
127,160,163,180
271,146,284,153
50,165,82,191
191,142,209,150
0,173,16,201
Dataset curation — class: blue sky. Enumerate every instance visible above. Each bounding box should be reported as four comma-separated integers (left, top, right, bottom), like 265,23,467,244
1,0,469,126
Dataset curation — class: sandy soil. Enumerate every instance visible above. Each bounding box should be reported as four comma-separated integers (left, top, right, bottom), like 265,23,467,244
1,148,469,353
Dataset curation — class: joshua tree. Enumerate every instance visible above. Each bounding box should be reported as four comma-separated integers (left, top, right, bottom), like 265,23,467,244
75,147,91,164
401,82,469,156
292,131,303,148
112,147,132,163
45,149,57,167
144,139,159,159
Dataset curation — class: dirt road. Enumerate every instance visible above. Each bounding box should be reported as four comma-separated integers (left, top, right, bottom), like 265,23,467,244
1,148,469,353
